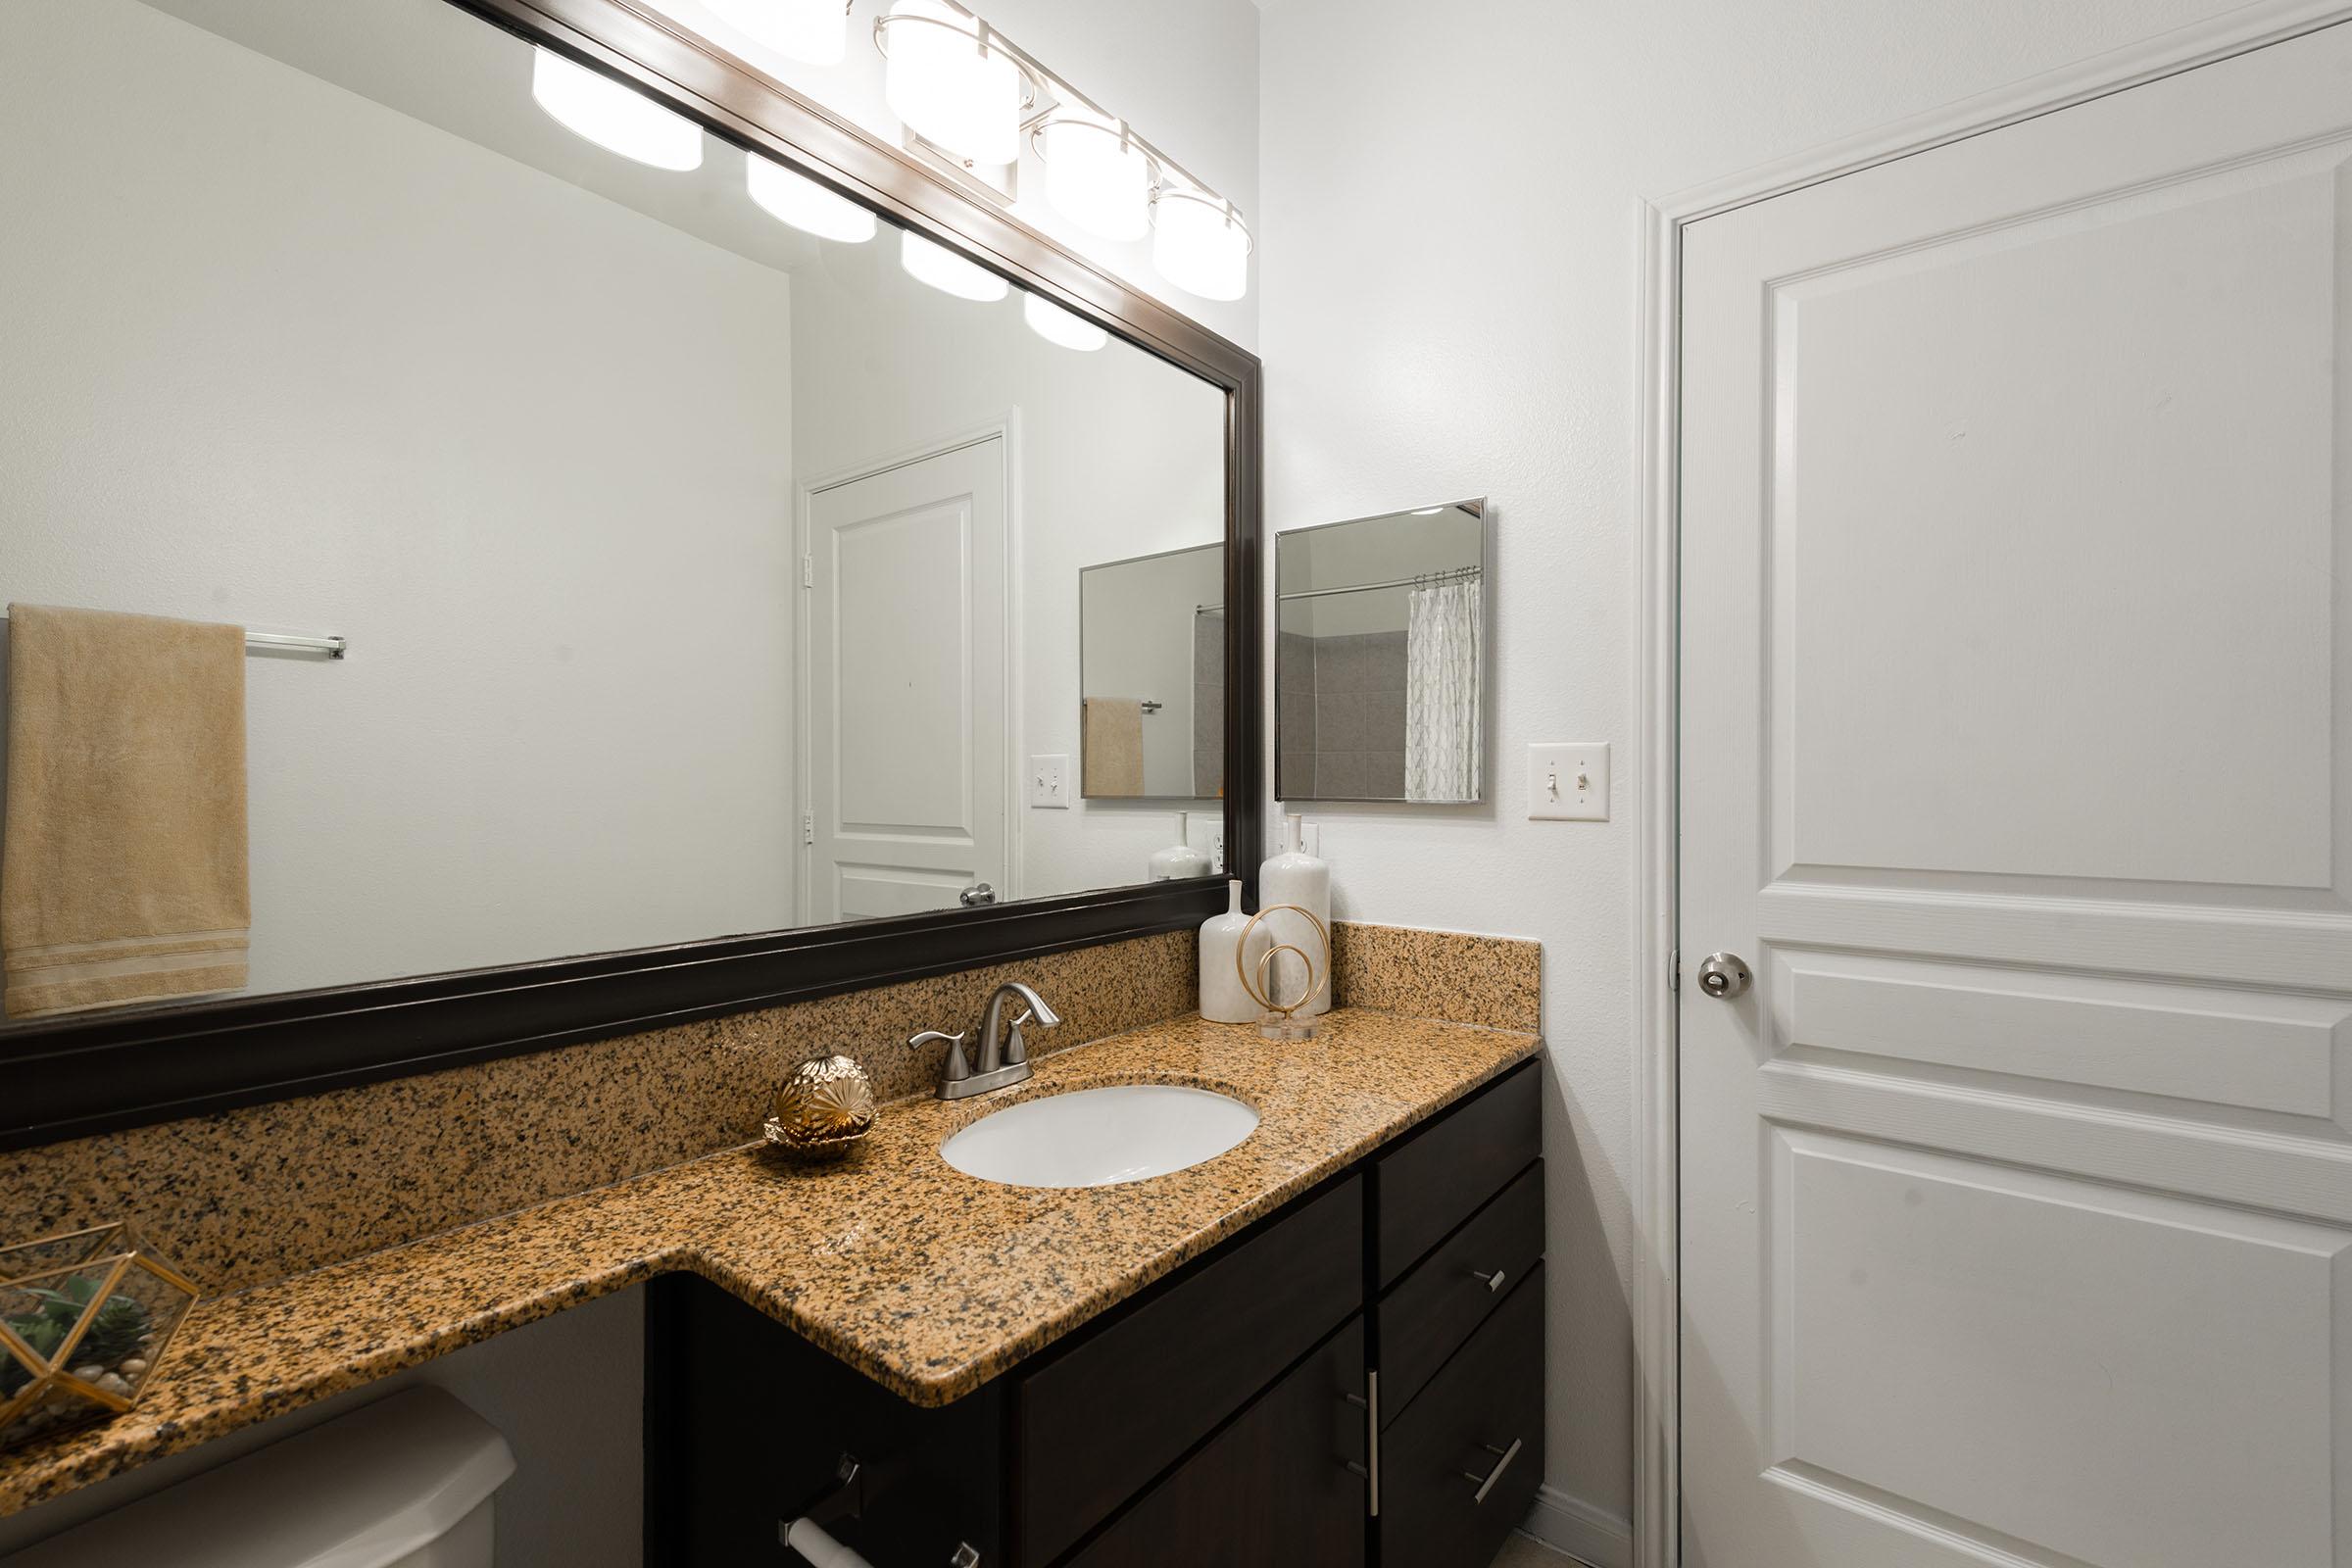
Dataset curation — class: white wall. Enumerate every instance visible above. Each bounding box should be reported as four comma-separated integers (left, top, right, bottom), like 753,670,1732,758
1258,0,2275,1556
789,237,1229,894
0,0,799,999
647,0,1263,350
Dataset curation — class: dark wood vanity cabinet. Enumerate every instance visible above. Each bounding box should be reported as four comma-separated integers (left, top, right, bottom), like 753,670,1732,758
648,1058,1544,1568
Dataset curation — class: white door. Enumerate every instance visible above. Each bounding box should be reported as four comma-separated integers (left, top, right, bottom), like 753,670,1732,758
1680,24,2352,1568
804,437,1007,923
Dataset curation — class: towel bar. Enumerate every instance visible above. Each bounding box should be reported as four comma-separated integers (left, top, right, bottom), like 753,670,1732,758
0,614,345,659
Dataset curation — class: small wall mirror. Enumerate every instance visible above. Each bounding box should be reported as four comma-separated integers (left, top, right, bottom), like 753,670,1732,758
1079,543,1227,800
1275,499,1488,804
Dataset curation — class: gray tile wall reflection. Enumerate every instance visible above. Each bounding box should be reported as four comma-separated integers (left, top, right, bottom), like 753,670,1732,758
1278,630,1317,797
1312,630,1406,798
1194,611,1226,798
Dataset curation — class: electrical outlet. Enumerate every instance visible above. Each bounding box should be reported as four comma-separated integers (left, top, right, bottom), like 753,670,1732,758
1029,754,1069,808
1529,742,1609,821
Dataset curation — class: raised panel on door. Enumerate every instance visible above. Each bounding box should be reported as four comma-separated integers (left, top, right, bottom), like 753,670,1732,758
805,439,1007,924
1680,21,2352,1568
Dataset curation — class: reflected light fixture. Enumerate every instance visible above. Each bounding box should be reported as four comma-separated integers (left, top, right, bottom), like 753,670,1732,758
530,47,703,171
879,0,1023,168
705,0,850,66
1037,113,1151,241
1151,189,1250,302
747,158,877,243
902,230,1008,302
1022,294,1108,352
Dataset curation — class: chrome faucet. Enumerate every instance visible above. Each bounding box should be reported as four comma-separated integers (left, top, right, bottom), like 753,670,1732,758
926,980,1062,1101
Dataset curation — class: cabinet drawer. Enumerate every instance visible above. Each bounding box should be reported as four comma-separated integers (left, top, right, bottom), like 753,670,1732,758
1377,1159,1544,1424
1375,1059,1540,1287
1064,1318,1367,1568
1013,1175,1364,1566
1377,1264,1544,1568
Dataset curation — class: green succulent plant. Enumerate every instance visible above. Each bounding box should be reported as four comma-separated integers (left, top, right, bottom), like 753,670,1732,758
1,1273,151,1397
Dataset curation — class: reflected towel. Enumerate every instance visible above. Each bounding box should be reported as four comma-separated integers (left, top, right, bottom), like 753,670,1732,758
1082,697,1146,797
2,604,250,1018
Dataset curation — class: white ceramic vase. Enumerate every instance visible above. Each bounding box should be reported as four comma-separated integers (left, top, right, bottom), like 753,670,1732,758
1147,809,1210,881
1199,880,1272,1024
1257,813,1332,1016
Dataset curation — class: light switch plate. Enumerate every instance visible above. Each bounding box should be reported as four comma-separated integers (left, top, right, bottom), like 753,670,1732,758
1029,755,1069,808
1529,742,1609,821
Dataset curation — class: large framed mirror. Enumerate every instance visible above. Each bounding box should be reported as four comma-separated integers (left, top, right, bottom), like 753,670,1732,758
0,0,1261,1146
1275,499,1487,804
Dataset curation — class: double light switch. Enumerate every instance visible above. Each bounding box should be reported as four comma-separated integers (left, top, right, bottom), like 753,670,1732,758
1528,742,1608,821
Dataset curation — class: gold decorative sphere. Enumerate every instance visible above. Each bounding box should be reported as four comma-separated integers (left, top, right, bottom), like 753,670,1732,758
763,1054,876,1157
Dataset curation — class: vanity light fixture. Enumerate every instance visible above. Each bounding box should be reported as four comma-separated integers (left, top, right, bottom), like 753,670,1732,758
869,0,1251,301
705,0,852,66
1151,189,1250,302
1022,294,1107,352
530,47,703,172
747,157,877,242
1035,112,1151,241
902,229,1009,302
877,0,1024,168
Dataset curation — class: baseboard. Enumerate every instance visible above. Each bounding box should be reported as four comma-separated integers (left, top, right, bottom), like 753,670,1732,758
1520,1483,1634,1568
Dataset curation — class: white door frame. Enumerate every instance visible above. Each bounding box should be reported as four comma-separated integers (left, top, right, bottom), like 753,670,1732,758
1628,5,2352,1564
795,413,1024,924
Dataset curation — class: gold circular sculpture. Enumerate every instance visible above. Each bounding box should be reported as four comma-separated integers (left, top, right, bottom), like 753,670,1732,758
763,1054,876,1158
1235,903,1329,1041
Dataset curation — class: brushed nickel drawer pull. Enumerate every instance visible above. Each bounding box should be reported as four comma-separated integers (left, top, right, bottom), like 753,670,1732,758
1342,1371,1381,1516
1469,1266,1507,1293
1463,1437,1523,1504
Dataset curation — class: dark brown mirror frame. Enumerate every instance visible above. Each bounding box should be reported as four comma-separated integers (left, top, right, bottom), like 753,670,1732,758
0,0,1264,1152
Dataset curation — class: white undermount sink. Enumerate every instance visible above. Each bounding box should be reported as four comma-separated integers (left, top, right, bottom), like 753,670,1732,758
940,1084,1259,1189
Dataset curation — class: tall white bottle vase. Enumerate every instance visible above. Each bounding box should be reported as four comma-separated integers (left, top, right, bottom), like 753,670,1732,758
1257,813,1332,1017
1148,810,1209,881
1199,880,1272,1024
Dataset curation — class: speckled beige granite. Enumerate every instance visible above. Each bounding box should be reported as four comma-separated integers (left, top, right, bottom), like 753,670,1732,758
0,1008,1539,1515
0,931,1194,1297
1332,921,1541,1031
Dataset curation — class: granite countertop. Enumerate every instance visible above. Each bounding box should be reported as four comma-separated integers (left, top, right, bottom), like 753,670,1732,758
0,1007,1540,1514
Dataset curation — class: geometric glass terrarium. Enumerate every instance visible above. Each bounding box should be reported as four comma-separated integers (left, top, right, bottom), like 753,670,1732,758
0,1223,198,1450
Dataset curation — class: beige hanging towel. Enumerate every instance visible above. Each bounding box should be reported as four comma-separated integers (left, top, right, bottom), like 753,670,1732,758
1082,697,1146,797
2,604,251,1018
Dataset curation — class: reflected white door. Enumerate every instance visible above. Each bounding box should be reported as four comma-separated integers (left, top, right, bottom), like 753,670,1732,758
1680,24,2352,1568
804,437,1007,923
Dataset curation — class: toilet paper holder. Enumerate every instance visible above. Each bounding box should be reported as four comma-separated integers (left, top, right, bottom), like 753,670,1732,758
780,1452,982,1567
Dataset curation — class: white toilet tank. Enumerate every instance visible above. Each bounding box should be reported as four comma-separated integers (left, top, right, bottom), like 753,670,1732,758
12,1386,516,1568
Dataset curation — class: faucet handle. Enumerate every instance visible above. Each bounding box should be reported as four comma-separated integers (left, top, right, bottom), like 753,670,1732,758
912,1028,971,1083
1003,1006,1059,1067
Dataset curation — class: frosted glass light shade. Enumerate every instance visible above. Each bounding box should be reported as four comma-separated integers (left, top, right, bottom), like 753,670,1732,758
902,230,1008,302
883,0,1021,167
531,48,702,172
1152,191,1248,301
1041,116,1151,241
748,159,877,243
706,0,847,65
1022,294,1107,352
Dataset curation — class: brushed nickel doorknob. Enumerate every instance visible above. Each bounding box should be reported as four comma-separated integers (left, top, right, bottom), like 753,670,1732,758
1696,952,1751,1000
